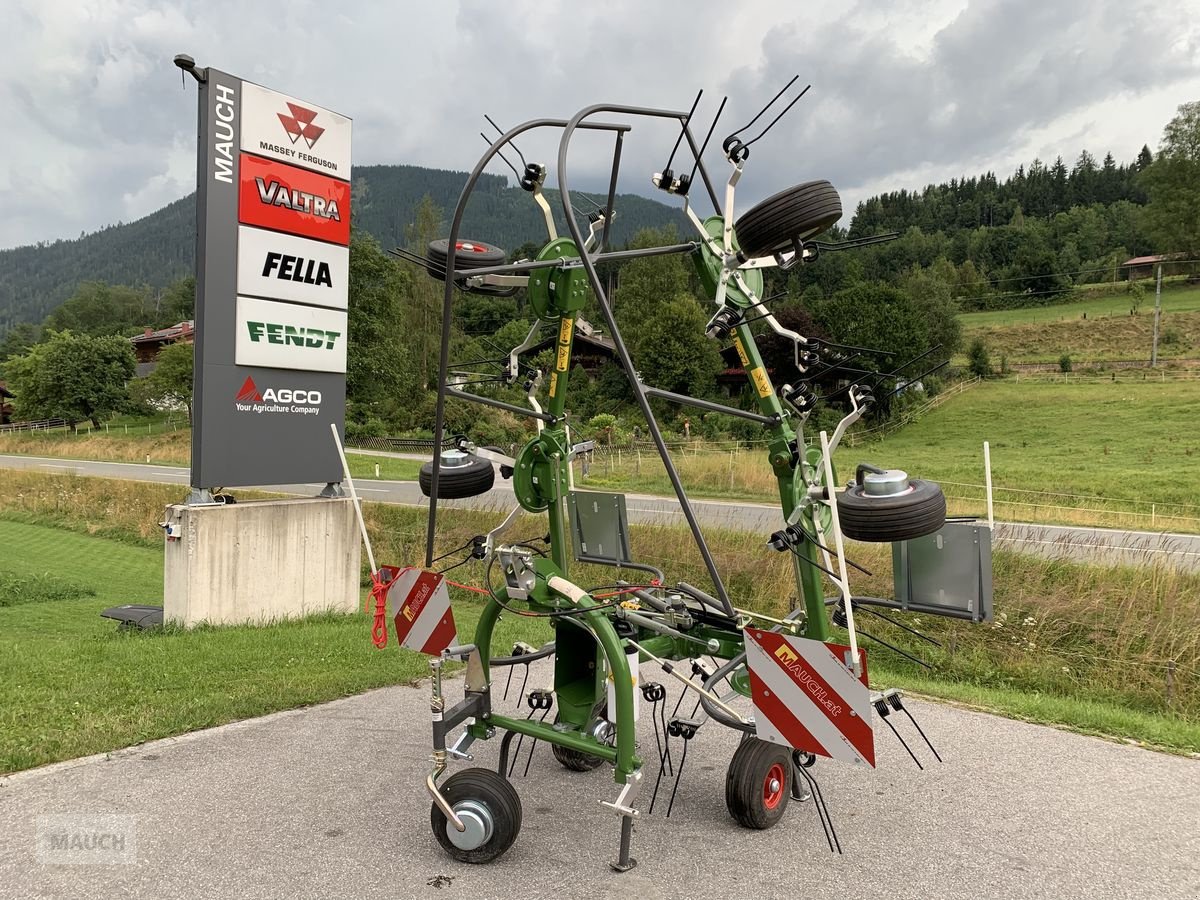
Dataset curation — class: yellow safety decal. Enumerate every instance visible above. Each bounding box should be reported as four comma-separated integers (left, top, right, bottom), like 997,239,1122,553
556,344,571,372
751,366,771,398
733,336,750,367
549,372,559,397
559,317,574,343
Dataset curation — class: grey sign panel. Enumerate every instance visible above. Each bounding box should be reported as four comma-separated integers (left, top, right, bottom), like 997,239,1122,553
892,521,994,623
189,67,345,488
567,491,633,564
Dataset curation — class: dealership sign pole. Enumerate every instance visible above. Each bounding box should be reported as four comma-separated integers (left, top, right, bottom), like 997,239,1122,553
176,54,351,496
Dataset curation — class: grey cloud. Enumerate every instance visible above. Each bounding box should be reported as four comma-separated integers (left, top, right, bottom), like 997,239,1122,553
1,0,1197,250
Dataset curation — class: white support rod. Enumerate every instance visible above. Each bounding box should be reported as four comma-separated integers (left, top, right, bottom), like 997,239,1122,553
331,423,377,575
984,440,994,530
818,430,861,674
565,424,576,490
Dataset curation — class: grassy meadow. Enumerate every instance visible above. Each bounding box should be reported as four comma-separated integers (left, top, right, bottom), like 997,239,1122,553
959,284,1200,364
1,471,1197,775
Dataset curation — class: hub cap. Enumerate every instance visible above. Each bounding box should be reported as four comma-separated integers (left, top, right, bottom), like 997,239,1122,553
763,763,786,810
446,799,493,851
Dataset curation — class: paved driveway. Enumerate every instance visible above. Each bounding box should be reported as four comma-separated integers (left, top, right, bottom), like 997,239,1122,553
1,666,1196,900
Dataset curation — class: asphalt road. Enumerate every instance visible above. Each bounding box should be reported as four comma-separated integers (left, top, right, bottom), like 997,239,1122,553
1,666,1196,900
3,452,1199,571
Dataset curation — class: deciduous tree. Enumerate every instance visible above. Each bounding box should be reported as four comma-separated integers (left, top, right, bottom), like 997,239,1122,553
6,331,135,427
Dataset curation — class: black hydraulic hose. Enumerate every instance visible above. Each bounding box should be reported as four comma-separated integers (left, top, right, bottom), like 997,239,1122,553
490,642,556,667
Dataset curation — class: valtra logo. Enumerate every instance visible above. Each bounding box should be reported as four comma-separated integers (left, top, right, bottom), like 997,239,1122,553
238,155,350,245
278,103,324,149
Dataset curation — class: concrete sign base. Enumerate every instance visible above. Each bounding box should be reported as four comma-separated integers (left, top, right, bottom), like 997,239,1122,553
163,497,360,627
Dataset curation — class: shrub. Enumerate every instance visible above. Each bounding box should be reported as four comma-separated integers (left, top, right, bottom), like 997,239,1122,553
967,339,992,377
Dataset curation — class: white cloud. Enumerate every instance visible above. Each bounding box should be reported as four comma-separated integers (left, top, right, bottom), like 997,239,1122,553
0,0,1198,249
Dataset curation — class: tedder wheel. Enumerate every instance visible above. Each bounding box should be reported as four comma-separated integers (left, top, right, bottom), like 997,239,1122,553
836,477,946,543
418,451,495,499
425,238,507,279
725,737,793,829
430,767,522,864
551,701,609,772
732,180,842,259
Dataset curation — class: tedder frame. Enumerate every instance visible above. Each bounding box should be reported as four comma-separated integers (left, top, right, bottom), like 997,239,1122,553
391,85,968,872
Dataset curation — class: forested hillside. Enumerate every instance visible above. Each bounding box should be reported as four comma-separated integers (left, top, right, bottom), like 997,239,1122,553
793,146,1170,312
0,164,685,337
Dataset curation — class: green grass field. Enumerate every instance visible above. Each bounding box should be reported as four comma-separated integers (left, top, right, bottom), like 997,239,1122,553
0,517,550,774
4,377,1198,532
959,284,1200,329
958,285,1200,364
1,482,1197,774
579,379,1200,531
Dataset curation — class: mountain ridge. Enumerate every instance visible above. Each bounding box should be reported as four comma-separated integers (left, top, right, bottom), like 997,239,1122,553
0,163,687,334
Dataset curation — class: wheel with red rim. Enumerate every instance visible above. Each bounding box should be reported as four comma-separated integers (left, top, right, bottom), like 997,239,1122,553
725,737,792,829
425,238,506,279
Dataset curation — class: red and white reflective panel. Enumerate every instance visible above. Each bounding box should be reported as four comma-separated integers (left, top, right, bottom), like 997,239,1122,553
382,567,458,657
744,630,875,767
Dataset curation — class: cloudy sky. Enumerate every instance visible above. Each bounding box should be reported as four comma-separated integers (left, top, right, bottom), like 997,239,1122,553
2,0,1199,251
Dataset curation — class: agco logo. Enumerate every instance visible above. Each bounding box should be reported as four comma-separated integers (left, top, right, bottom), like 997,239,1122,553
277,103,324,149
234,376,323,416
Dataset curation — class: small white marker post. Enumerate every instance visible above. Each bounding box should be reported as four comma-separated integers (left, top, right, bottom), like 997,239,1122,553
331,422,377,576
818,430,861,675
984,440,994,530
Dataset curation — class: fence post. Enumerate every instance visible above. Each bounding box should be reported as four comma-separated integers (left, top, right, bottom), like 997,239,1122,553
728,450,735,490
1151,504,1156,528
636,447,641,476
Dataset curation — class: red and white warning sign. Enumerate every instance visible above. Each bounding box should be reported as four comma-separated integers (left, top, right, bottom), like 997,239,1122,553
379,567,458,656
744,630,875,767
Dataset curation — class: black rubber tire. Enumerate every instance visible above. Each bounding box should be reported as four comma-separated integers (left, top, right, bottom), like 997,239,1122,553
418,457,495,499
725,737,792,829
430,767,522,863
426,238,506,278
733,180,842,259
551,701,608,772
836,478,946,543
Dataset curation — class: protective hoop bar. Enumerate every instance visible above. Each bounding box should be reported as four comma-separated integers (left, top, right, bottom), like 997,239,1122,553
556,102,738,616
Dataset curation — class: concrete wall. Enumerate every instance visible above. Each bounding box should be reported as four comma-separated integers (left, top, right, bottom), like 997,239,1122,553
163,497,361,627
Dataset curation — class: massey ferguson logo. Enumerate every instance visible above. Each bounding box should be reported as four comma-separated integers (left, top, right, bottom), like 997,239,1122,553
278,103,324,149
234,376,323,416
255,178,341,221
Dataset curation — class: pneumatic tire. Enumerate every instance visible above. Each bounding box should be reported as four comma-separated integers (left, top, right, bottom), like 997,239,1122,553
733,180,842,259
425,238,506,279
418,457,495,499
430,768,522,864
725,737,792,830
836,478,946,543
551,700,609,772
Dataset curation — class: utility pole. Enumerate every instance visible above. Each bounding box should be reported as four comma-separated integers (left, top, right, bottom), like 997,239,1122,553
1151,263,1162,367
